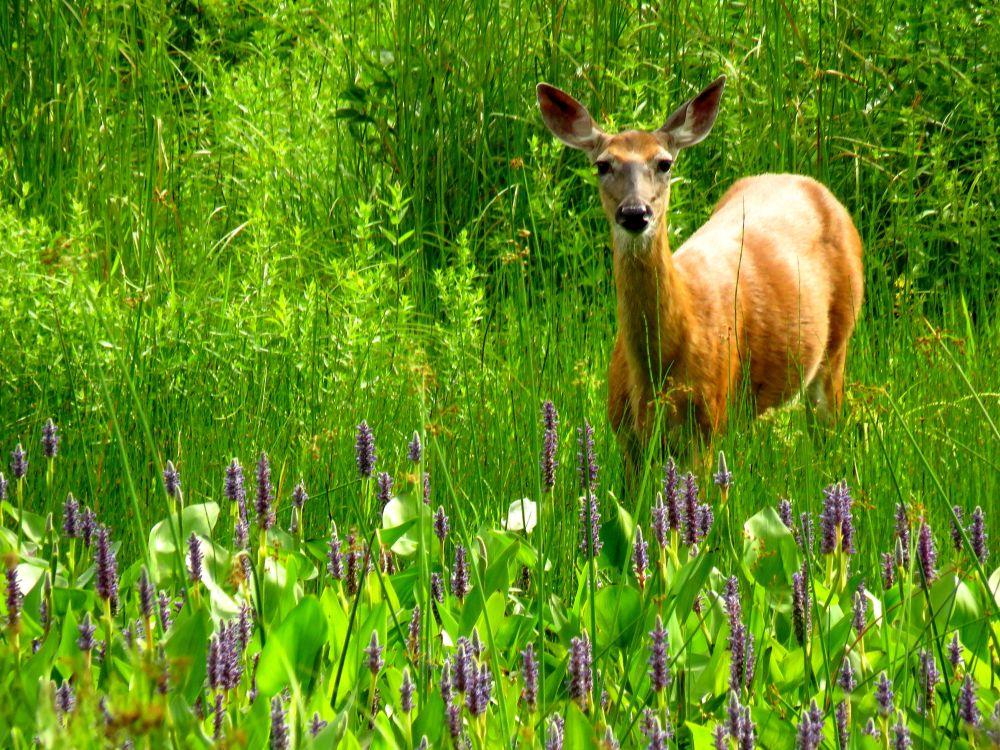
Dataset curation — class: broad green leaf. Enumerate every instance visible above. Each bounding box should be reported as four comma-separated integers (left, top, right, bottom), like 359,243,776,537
563,702,599,749
582,585,642,648
165,604,210,703
743,507,798,591
257,595,326,698
598,497,634,570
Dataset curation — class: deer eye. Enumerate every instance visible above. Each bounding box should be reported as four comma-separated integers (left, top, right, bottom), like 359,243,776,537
595,160,612,176
656,159,673,173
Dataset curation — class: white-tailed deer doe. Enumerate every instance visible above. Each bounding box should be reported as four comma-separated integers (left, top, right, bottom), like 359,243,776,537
537,77,863,475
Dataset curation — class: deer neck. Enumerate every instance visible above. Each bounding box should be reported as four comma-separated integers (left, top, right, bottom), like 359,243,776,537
612,221,693,388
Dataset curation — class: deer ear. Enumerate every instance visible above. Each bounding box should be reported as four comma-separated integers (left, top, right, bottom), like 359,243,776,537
536,83,606,154
658,75,726,151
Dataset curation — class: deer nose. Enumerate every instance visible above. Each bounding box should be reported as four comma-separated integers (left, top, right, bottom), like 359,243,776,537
615,203,652,233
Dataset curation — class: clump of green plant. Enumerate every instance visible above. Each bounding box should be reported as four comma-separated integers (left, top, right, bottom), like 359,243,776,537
1,411,997,748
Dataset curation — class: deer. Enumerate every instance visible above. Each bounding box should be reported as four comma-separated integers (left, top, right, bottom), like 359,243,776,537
536,76,864,478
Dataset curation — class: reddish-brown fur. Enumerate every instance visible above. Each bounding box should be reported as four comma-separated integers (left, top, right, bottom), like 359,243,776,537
537,79,864,475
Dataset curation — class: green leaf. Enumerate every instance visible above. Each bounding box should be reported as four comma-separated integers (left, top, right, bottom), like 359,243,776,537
582,585,642,648
257,595,326,698
743,507,799,591
165,604,210,703
598,497,635,570
563,702,599,748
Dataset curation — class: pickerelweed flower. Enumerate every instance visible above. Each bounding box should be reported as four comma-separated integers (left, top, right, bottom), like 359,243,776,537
94,525,119,603
917,650,940,715
641,711,670,750
162,461,180,498
958,674,981,726
364,630,383,675
648,615,669,692
226,458,247,515
835,701,849,749
63,494,80,538
838,656,857,693
430,572,444,603
326,524,343,579
603,726,620,750
77,612,96,651
819,481,854,554
453,640,473,693
433,506,449,542
894,503,911,567
881,551,896,590
466,664,492,717
39,574,51,632
446,703,463,742
662,459,681,531
41,419,59,458
576,420,599,494
187,533,203,584
213,693,225,741
891,713,912,750
724,576,742,630
376,472,393,507
400,668,415,713
778,498,794,531
633,526,649,589
521,643,538,711
727,692,743,740
568,631,593,711
792,564,811,646
796,700,823,750
948,632,964,668
651,493,668,549
681,473,700,546
407,605,421,658
291,480,308,513
852,584,867,636
875,671,895,717
309,712,328,738
0,472,6,502
158,591,172,632
422,472,431,505
713,724,728,750
546,713,565,750
255,453,274,531
540,401,559,493
10,443,27,480
269,696,289,750
408,431,423,463
451,544,469,600
863,718,880,739
440,658,454,704
55,681,75,717
137,568,154,621
798,511,814,551
970,506,988,564
950,505,965,553
578,490,603,558
6,566,22,630
713,451,732,493
355,421,376,478
916,520,938,583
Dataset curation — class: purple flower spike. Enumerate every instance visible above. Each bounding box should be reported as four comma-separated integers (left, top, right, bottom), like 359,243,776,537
958,674,981,726
540,401,559,493
633,526,649,589
917,650,940,715
440,658,454,703
852,584,867,636
792,564,811,646
407,606,421,657
576,421,599,494
970,506,988,564
521,643,538,710
41,419,59,458
713,724,728,750
778,498,794,531
400,668,415,713
546,713,565,750
225,458,247,515
567,631,593,711
0,472,7,502
6,566,23,629
466,664,492,717
835,701,849,749
451,544,469,600
269,696,289,750
408,432,423,463
94,526,119,603
651,493,668,549
446,702,463,742
863,718,880,739
641,711,670,750
894,503,911,567
578,493,603,558
255,453,274,531
376,472,394,507
162,460,180,498
138,568,154,620
948,632,964,668
76,612,96,651
838,656,856,693
681,473,700,547
309,712,328,737
796,700,824,750
713,451,732,492
326,524,343,579
820,481,854,554
291,482,308,510
430,572,444,603
891,714,912,750
724,577,742,631
422,472,431,505
355,421,376,478
55,681,75,717
881,552,896,590
187,533,203,584
158,591,172,631
63,494,80,539
916,520,938,583
875,671,895,717
950,506,965,553
648,615,669,692
433,506,449,542
727,692,743,740
662,459,681,531
10,443,27,480
364,630,383,675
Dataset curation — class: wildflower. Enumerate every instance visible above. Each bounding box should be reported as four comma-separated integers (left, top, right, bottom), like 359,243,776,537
440,658,454,703
6,567,22,630
309,712,327,737
546,713,565,750
875,671,894,717
641,711,670,750
958,674,981,726
948,632,964,669
408,432,423,463
521,643,538,710
852,584,867,636
578,493,603,558
400,668,415,713
63,494,80,538
446,703,463,742
916,521,937,583
77,612,96,651
713,451,732,492
453,640,473,693
798,511,814,551
0,473,6,501
796,700,823,750
540,401,559,492
681,473,700,546
651,493,668,548
433,506,449,542
917,650,940,715
225,459,248,522
778,498,794,530
792,564,811,646
863,718,880,739
969,506,988,564
727,692,743,740
10,443,27,480
407,605,421,658
724,577,742,630
422,472,431,505
950,506,965,553
55,681,75,717
729,622,752,692
633,526,649,589
838,656,856,692
894,503,911,567
137,568,154,621
662,459,681,531
187,533,203,584
248,652,260,704
820,481,854,554
41,419,59,458
39,574,51,631
713,725,728,750
162,460,180,498
326,524,343,579
376,472,393,507
603,726,620,750
269,696,289,750
576,420,599,494
648,615,669,692
255,453,274,531
158,591,172,631
891,713,912,750
881,552,896,589
430,572,444,603
451,545,469,600
835,701,849,748
213,692,225,740
466,664,492,717
567,631,593,711
355,421,376,478
364,631,383,675
94,526,119,604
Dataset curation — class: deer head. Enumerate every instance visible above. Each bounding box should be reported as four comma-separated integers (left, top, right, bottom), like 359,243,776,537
536,77,725,249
